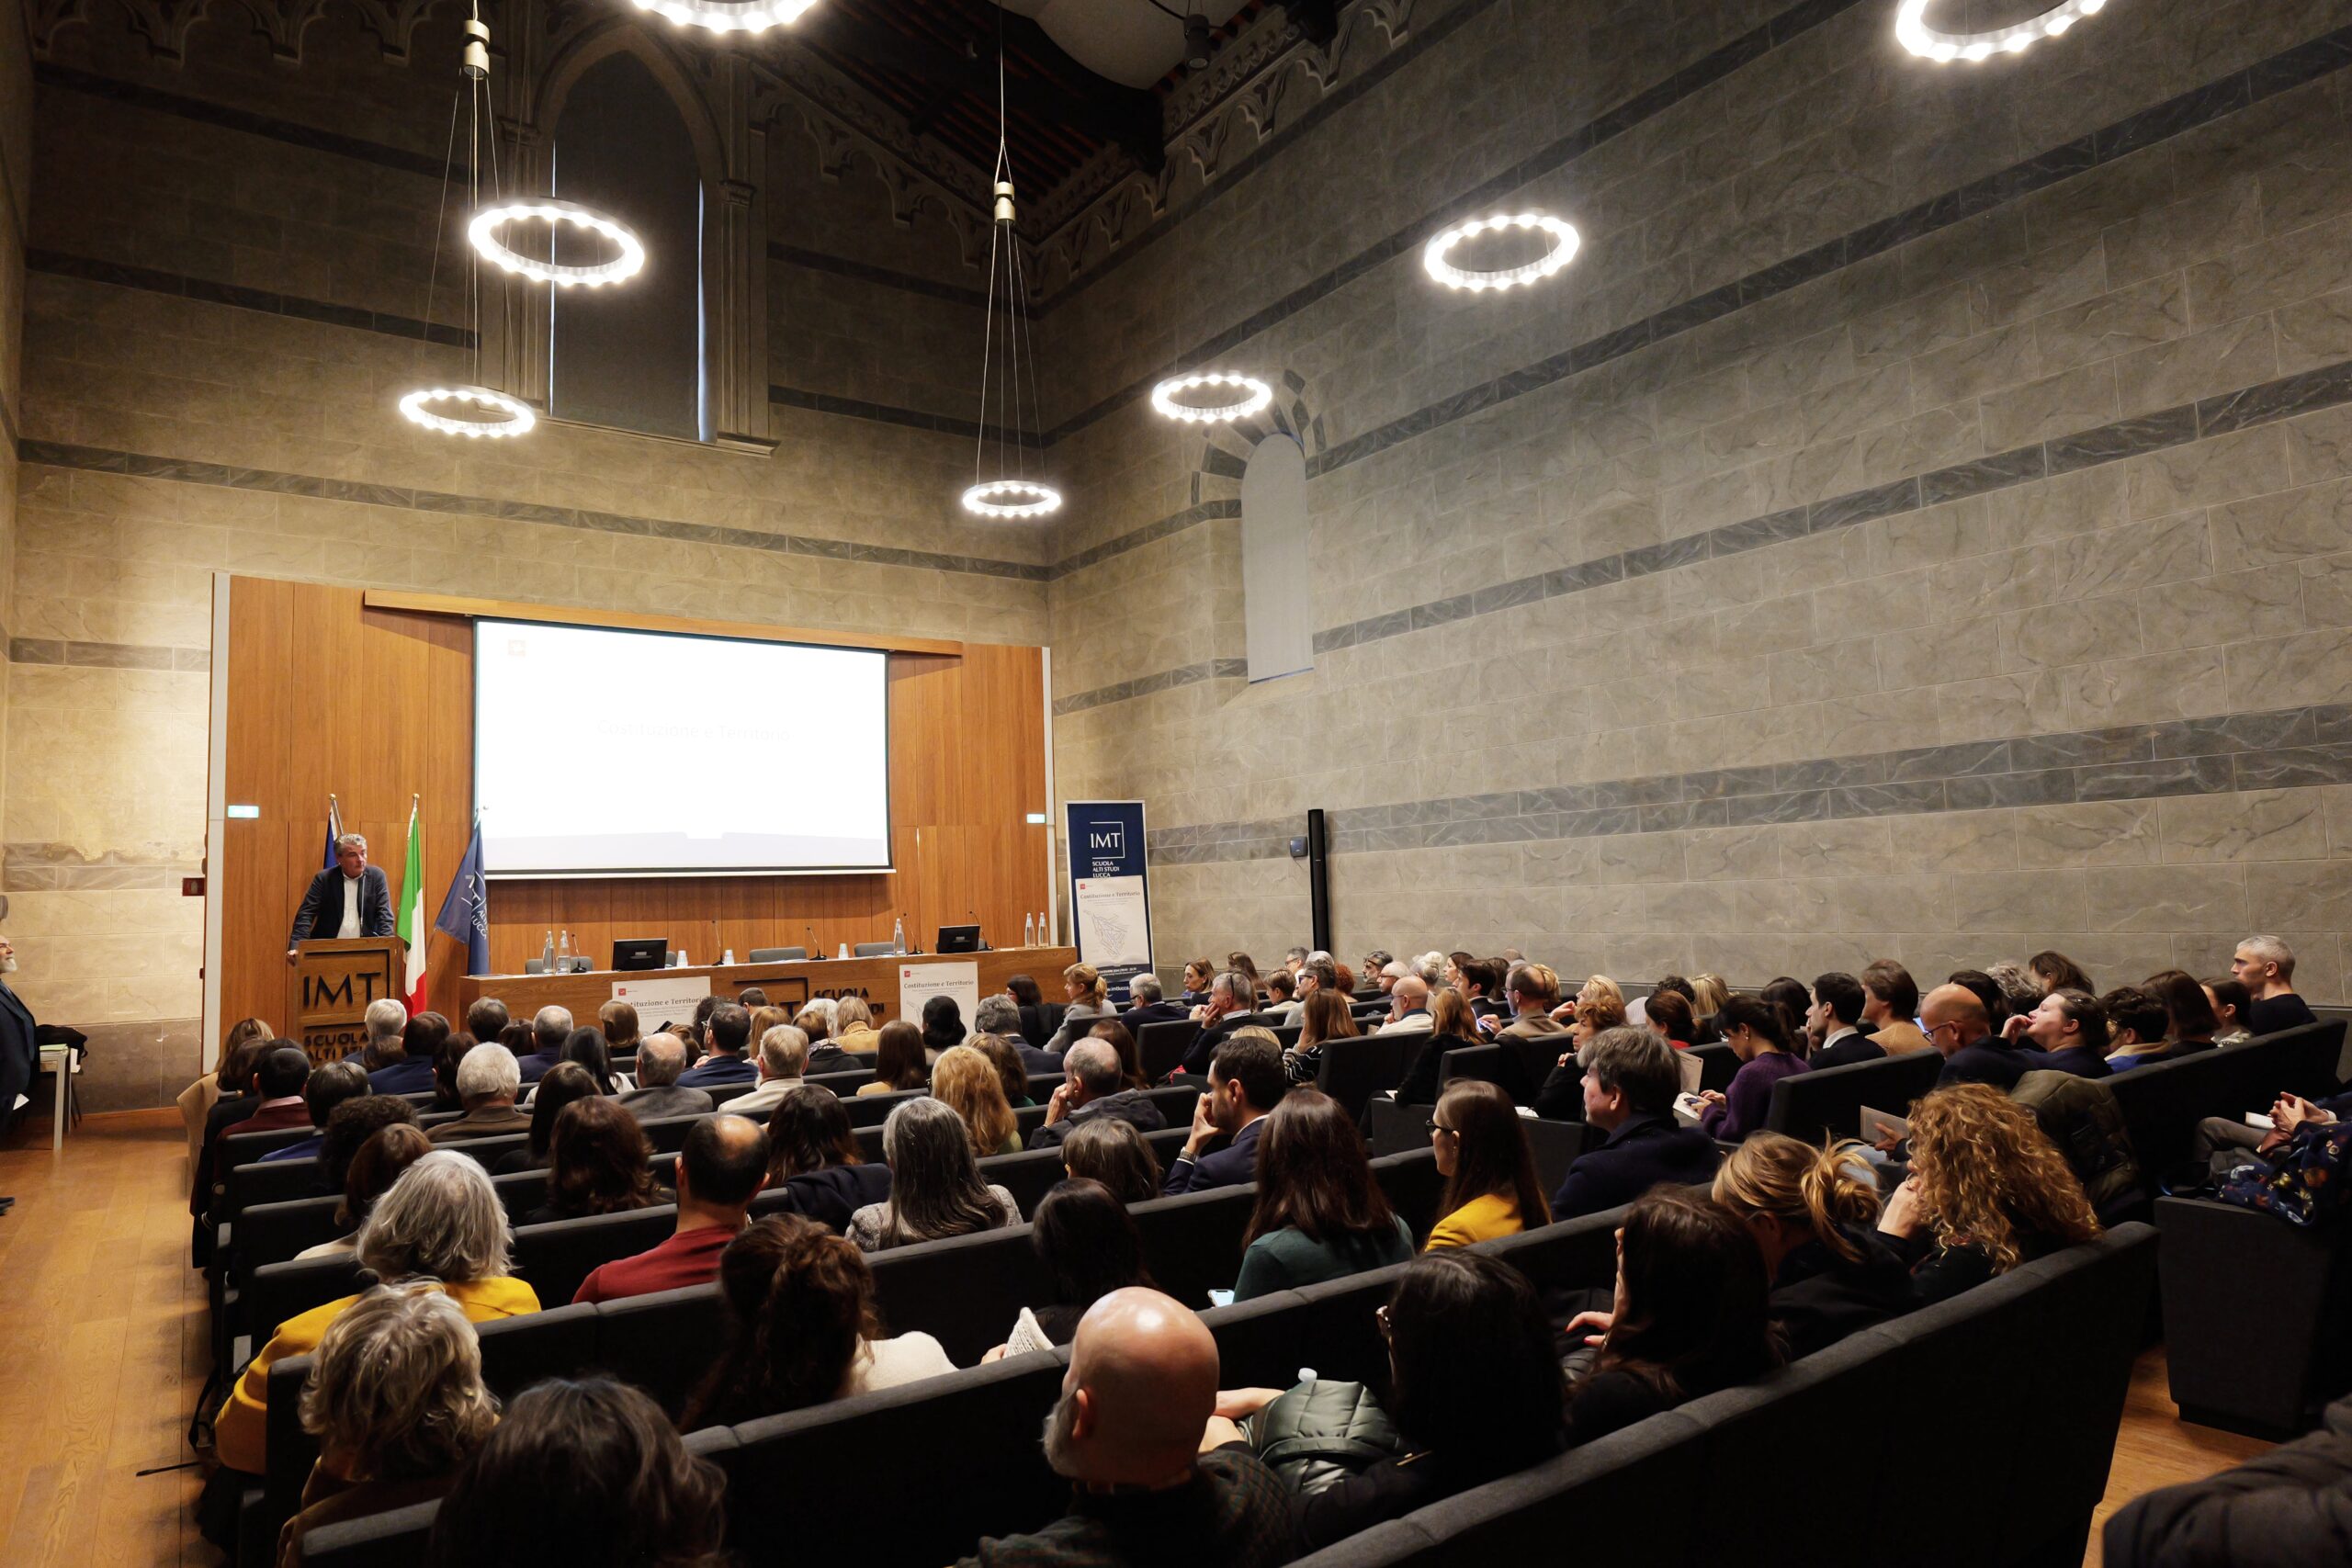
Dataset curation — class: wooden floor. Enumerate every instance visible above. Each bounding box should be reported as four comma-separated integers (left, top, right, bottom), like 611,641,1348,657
0,1111,2283,1567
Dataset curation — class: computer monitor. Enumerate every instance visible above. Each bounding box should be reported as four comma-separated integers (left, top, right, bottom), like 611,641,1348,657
612,937,668,973
935,924,981,954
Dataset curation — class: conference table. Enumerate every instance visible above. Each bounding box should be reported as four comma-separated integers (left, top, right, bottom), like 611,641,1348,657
455,947,1077,1036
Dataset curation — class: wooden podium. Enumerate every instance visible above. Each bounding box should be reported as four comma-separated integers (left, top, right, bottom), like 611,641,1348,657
290,937,407,1065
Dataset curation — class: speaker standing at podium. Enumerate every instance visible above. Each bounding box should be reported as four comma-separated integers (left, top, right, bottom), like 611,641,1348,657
285,833,396,962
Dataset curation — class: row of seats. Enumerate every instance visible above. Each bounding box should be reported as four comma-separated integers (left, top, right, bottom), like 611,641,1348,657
286,1204,2159,1568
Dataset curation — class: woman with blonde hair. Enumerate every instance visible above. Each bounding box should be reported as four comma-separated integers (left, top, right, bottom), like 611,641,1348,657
932,1043,1022,1156
1879,1085,2101,1306
278,1281,499,1566
1395,987,1487,1107
1042,963,1114,1052
1713,1133,1912,1357
831,995,878,1053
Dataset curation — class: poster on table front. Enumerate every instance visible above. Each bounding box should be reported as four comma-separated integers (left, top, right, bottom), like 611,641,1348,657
1063,800,1155,1004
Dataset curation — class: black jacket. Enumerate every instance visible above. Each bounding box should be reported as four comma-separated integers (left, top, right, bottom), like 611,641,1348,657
1939,1038,2029,1091
771,1163,894,1233
2103,1390,2352,1567
0,977,36,1129
1393,1032,1486,1107
287,864,395,945
1551,1114,1722,1220
1164,1116,1263,1195
1175,1012,1279,1078
1027,1088,1167,1148
1770,1225,1916,1359
1812,1029,1885,1070
1119,1000,1190,1032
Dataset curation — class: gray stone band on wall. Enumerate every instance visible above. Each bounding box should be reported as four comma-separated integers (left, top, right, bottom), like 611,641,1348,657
9,636,209,671
4,842,203,892
15,440,1052,585
1149,705,2352,865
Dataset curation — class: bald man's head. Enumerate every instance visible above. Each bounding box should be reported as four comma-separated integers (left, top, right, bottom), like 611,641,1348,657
1392,976,1430,1012
1043,1288,1220,1488
1920,983,1990,1055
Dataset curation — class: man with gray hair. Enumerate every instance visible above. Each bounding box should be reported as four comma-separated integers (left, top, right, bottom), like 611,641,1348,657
1172,969,1273,1079
974,994,1055,1072
617,1033,712,1120
1549,1026,1721,1219
1412,952,1447,987
1032,1038,1167,1148
429,1043,529,1144
285,831,395,961
2233,934,2318,1035
729,1025,810,1117
1283,947,1309,977
363,998,439,1095
1375,975,1434,1035
1118,973,1187,1033
515,1004,572,1087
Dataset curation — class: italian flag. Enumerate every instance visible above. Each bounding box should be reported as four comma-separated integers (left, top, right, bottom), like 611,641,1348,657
398,798,428,1015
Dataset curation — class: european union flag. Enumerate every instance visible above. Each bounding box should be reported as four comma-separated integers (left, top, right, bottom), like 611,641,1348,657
435,819,491,976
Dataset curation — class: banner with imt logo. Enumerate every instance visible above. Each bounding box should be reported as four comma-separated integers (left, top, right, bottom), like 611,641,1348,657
1064,800,1155,1002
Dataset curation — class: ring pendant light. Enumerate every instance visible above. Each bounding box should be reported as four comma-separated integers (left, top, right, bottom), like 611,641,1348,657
1423,212,1581,293
397,8,536,440
468,198,646,288
630,0,820,34
1894,0,2109,62
1150,371,1274,425
962,39,1061,520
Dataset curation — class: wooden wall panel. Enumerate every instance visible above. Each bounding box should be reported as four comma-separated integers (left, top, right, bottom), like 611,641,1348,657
218,578,1051,1041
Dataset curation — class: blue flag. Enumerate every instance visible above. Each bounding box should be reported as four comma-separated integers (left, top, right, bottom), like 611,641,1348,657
435,820,491,976
322,795,342,872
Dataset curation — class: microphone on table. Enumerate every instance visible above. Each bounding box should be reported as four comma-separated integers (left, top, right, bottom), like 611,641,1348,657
969,908,984,951
807,924,818,959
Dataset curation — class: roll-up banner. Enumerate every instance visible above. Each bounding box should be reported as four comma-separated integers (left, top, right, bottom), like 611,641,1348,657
1064,800,1155,1003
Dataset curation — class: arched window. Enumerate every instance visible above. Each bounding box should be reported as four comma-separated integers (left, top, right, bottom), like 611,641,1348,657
1240,434,1313,682
550,52,705,439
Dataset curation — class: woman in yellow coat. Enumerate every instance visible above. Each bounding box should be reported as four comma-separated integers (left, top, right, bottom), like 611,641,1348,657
1424,1079,1551,1250
213,1149,538,1475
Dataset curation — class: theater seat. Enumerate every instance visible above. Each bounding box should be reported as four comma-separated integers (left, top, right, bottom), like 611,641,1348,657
2157,1194,2352,1437
747,947,808,962
592,1283,731,1416
512,1206,681,1307
1765,1050,1942,1146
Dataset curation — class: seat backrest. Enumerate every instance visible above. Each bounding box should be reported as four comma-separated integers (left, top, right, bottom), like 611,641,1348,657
1136,1018,1197,1081
1437,1043,1537,1103
806,1066,874,1095
1686,1042,1740,1092
747,946,808,962
846,1089,926,1127
512,1206,681,1307
220,1124,320,1170
2108,1020,2346,1177
234,1195,347,1292
1362,1096,1427,1157
1127,1183,1260,1310
707,1081,755,1107
865,1220,1053,1365
228,1156,331,1218
1764,1050,1942,1146
248,1252,371,1342
591,1283,730,1416
299,1499,441,1568
1520,1118,1593,1203
1370,1147,1445,1239
852,941,895,957
1318,1033,1413,1121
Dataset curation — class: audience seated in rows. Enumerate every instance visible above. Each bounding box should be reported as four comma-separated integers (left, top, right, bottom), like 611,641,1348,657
1861,961,1931,1055
1260,968,1300,1025
362,1000,438,1096
828,994,880,1058
574,1113,765,1304
1173,969,1276,1079
1232,1089,1414,1302
1698,995,1808,1141
1878,1085,2102,1307
934,1043,1023,1156
513,1007,571,1087
1642,987,1698,1050
1060,1117,1165,1205
430,1378,725,1568
922,995,968,1064
461,998,508,1048
521,1026,626,1099
218,1151,539,1474
1374,976,1433,1036
1550,1027,1720,1219
2009,988,2112,1079
762,1086,891,1230
1424,1079,1548,1249
1922,982,2028,1090
1282,987,1361,1088
848,1096,1019,1252
989,1179,1156,1359
859,1020,930,1096
1034,1038,1165,1149
2100,985,2178,1072
1713,1134,1911,1359
616,1033,711,1119
1807,972,1882,1069
959,1289,1292,1568
1164,1031,1284,1195
967,1032,1033,1111
178,1014,273,1168
524,1097,670,1226
728,1025,809,1119
296,1121,432,1261
2031,950,2097,997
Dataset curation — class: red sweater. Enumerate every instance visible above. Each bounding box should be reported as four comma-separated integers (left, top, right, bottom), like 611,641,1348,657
571,1224,734,1304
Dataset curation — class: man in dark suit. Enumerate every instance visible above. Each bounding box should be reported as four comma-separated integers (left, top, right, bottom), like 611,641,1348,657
1163,1033,1284,1195
514,1005,572,1087
1923,983,2028,1091
1808,972,1886,1070
285,834,395,960
1170,970,1274,1080
1115,973,1187,1033
1551,1027,1721,1219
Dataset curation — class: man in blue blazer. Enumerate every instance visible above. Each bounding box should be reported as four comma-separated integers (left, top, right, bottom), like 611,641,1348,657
1551,1027,1721,1219
1162,1033,1285,1195
285,835,395,959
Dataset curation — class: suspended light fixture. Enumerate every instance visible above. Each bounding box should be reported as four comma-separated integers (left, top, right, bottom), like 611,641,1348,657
1895,0,2109,62
397,7,537,440
1150,371,1273,425
1423,213,1581,293
469,198,645,288
961,38,1061,520
630,0,820,35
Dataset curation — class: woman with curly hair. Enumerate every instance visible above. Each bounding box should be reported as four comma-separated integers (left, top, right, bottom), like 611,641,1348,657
1878,1084,2101,1306
680,1214,955,1429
